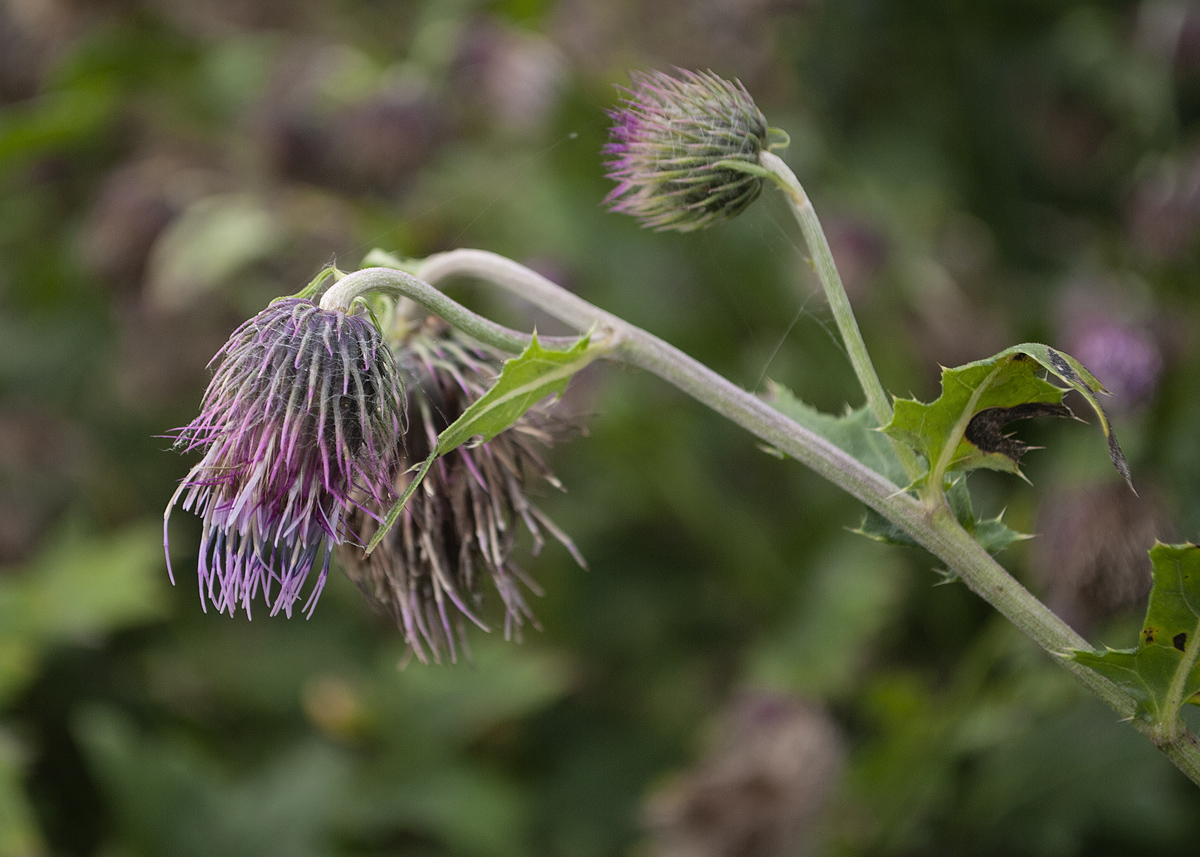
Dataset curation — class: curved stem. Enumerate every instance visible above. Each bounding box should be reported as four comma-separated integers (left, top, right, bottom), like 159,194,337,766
757,153,889,420
757,151,924,483
415,248,1200,785
318,267,582,354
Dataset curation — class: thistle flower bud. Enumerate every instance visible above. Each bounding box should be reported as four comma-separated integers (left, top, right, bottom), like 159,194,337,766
339,320,583,664
166,298,404,618
603,69,770,231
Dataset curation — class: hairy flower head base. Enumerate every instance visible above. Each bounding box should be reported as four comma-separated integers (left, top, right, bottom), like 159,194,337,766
166,297,404,618
339,320,583,664
604,69,771,231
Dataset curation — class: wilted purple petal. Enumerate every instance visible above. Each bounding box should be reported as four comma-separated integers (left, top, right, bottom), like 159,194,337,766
165,298,404,618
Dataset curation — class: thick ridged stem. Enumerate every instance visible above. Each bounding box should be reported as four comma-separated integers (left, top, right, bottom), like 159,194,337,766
414,248,1200,786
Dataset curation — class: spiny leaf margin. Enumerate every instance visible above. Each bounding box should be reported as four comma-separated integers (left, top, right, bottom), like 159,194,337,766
1071,543,1200,737
764,383,1027,556
883,343,1131,491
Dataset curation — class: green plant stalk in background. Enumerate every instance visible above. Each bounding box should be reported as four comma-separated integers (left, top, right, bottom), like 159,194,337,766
329,250,1200,785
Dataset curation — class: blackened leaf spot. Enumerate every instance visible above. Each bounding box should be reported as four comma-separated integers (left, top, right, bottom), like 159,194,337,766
1108,431,1133,491
1174,632,1189,652
1046,347,1082,387
964,402,1073,463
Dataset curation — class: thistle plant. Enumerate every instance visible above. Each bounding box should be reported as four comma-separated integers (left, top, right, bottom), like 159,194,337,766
165,297,403,618
164,69,1200,788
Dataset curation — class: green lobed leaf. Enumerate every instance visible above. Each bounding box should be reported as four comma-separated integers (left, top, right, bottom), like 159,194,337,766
1071,543,1200,734
1018,343,1132,488
366,333,602,555
969,513,1031,556
883,343,1131,491
765,383,1026,555
852,479,1029,559
765,381,904,482
437,333,597,451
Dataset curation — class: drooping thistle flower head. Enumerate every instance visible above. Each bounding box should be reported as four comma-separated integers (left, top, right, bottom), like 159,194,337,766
603,68,770,231
339,319,583,663
166,297,404,618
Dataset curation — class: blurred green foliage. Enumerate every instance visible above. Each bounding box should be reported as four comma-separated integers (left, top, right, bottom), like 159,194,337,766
3,0,1200,855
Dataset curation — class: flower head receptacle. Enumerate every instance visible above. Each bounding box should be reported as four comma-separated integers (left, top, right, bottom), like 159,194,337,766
166,297,404,618
603,68,770,231
339,319,583,664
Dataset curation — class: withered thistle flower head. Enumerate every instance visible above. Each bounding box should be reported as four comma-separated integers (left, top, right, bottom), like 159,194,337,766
603,68,769,231
645,693,844,857
166,297,404,618
339,320,583,664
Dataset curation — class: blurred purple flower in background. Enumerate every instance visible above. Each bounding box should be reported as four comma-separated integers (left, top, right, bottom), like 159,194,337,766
452,18,566,136
1124,149,1200,262
77,153,186,295
1066,315,1163,409
255,43,446,196
644,691,843,857
1056,277,1164,411
165,298,404,618
1034,482,1170,635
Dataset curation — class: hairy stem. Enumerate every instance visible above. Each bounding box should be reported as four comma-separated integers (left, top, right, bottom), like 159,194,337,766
757,152,888,421
756,151,924,482
318,266,582,354
414,248,1200,785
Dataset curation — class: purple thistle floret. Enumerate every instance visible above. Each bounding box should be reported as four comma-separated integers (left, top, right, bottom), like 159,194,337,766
603,69,769,231
165,298,404,618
